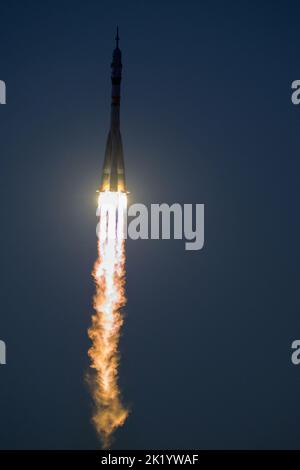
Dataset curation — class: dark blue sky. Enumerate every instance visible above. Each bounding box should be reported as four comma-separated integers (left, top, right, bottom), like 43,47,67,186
0,0,300,449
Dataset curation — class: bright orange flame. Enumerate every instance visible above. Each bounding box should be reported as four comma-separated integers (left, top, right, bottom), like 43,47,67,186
88,191,128,448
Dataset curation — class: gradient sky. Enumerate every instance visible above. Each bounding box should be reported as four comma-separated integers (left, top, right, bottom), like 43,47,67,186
0,0,300,449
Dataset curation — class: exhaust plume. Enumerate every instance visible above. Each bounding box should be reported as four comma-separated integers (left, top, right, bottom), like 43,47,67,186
88,191,128,448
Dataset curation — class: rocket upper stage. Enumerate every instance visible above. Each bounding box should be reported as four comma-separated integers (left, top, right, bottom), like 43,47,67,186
100,27,127,192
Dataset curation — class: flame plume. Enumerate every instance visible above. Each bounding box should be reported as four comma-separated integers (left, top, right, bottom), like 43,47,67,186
88,191,128,448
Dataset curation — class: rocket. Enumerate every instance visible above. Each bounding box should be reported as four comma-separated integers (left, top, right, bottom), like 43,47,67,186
99,27,126,193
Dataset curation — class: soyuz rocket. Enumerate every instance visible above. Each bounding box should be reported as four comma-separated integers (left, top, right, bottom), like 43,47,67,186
100,28,126,193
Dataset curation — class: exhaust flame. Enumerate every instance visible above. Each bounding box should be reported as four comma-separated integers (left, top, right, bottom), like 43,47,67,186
88,191,128,448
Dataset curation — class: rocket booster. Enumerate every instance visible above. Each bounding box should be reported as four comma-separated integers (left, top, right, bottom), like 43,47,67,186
100,27,126,193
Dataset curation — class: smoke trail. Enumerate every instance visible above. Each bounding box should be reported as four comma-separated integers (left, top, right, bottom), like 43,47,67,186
88,191,128,448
